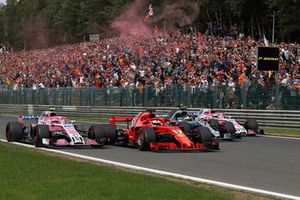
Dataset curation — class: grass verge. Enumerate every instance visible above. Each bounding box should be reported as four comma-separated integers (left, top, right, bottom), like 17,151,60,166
0,142,273,200
264,127,300,137
69,115,109,123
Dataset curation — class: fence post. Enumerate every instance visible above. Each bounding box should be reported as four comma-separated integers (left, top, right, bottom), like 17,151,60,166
275,76,280,110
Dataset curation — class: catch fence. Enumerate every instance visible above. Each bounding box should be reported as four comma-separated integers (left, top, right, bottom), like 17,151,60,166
0,84,299,110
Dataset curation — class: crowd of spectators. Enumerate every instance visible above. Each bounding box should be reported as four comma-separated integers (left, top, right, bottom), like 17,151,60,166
0,30,299,108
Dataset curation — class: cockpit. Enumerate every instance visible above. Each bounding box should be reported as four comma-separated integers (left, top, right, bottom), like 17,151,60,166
51,120,62,125
174,111,194,121
49,112,57,117
42,111,57,117
150,119,162,126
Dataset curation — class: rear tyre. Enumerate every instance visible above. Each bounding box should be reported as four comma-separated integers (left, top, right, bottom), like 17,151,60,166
6,122,23,142
88,125,105,140
244,119,259,133
88,124,117,144
194,127,213,144
137,127,156,151
101,124,117,143
35,125,50,147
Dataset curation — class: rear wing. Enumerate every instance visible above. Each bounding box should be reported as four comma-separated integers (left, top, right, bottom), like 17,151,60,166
20,115,39,119
18,115,39,124
109,116,134,126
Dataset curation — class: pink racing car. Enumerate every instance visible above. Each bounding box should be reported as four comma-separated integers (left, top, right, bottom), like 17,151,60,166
195,109,261,136
5,109,116,147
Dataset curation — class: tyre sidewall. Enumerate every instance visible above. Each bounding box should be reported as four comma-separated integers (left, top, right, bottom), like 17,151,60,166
6,122,23,142
194,127,212,144
35,125,49,147
137,127,156,151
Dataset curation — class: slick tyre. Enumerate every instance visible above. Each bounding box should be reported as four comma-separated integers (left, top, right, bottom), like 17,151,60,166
178,122,191,134
244,119,259,132
137,127,156,151
6,122,23,142
194,127,212,144
88,125,105,140
209,119,220,131
223,121,236,133
88,124,117,143
101,124,117,143
35,125,50,147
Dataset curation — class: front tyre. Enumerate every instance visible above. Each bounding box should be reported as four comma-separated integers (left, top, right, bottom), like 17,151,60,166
194,127,213,145
223,121,236,133
35,125,50,147
137,127,156,151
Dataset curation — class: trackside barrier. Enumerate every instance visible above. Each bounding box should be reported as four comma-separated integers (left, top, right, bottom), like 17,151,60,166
0,104,300,129
1,85,299,110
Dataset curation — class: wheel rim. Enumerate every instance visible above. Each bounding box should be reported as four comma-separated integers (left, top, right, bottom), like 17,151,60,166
137,131,144,147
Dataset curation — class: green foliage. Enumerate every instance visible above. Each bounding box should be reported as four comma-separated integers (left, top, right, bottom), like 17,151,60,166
264,127,300,137
268,0,300,42
0,0,299,49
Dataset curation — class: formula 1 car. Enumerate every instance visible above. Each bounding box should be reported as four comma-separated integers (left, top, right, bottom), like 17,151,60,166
166,109,223,140
5,109,115,147
195,108,260,136
109,110,219,151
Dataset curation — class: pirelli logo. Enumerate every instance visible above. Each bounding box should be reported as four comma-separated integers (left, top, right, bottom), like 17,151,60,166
257,47,279,71
258,57,279,61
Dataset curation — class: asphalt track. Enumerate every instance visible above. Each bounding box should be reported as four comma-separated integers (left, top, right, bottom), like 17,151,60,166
1,115,300,198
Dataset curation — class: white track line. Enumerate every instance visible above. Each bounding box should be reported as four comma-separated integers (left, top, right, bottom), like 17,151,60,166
259,135,300,140
1,139,299,200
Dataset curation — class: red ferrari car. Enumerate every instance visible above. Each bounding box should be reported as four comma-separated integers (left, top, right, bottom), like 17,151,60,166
109,111,219,151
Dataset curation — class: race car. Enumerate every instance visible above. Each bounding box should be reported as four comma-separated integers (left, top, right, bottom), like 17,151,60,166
109,110,219,151
5,109,115,147
166,109,224,140
195,108,260,136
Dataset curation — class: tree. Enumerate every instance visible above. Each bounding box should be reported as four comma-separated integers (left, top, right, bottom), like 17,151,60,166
269,0,300,42
0,0,298,50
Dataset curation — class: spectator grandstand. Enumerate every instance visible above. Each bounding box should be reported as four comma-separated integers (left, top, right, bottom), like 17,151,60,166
0,31,299,109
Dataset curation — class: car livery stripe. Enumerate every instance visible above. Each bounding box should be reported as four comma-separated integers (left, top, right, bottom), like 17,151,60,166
0,139,299,200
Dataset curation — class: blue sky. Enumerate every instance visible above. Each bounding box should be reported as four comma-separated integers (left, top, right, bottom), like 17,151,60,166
0,0,5,4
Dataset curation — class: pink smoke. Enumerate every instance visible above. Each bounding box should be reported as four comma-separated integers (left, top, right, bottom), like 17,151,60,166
111,0,151,36
111,0,200,36
154,0,200,32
